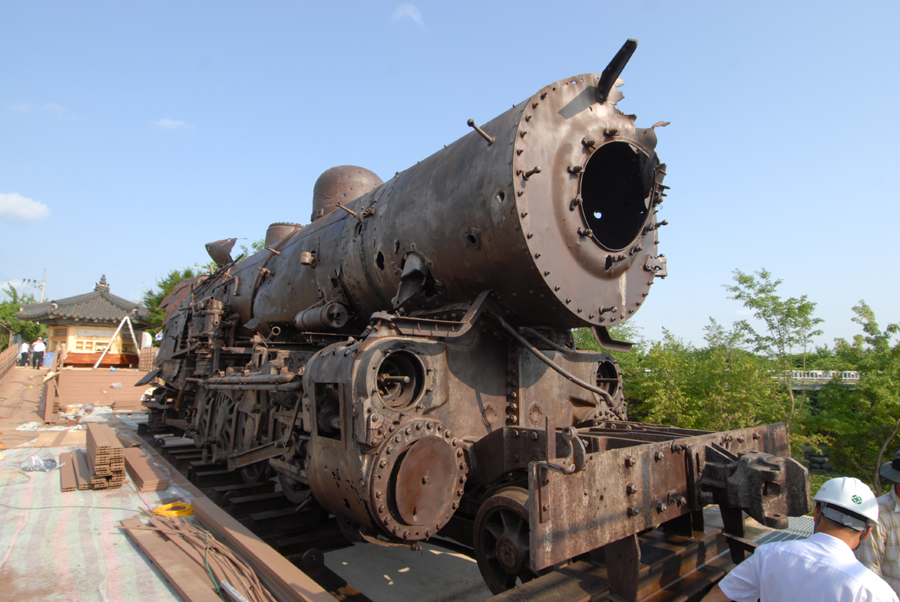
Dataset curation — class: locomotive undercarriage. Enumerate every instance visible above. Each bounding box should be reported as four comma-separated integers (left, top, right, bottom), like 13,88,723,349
144,305,810,598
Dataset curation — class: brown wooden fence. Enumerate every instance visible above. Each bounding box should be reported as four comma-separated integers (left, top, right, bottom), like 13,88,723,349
0,344,18,385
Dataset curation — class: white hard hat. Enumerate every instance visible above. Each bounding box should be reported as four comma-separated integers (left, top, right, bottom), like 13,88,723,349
812,477,879,529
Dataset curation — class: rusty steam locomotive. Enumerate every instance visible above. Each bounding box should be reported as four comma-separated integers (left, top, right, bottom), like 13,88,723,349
145,41,809,598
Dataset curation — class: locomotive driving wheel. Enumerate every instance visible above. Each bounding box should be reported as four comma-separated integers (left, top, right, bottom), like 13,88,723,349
191,388,214,447
236,410,270,483
473,487,539,594
273,418,311,503
210,392,236,458
278,472,312,504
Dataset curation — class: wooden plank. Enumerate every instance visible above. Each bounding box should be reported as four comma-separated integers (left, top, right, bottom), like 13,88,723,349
42,375,60,424
120,517,221,602
59,452,77,492
73,449,92,490
124,447,170,491
192,498,338,602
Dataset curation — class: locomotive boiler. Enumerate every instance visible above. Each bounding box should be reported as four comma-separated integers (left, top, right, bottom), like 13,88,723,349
145,40,809,598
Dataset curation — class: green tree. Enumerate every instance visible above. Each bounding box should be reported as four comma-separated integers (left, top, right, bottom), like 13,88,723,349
625,323,781,432
726,269,823,447
815,301,899,491
574,322,646,378
142,268,198,341
0,285,47,350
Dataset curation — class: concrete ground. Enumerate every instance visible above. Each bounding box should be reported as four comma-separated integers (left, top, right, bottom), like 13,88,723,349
0,366,491,602
326,542,491,602
0,368,186,602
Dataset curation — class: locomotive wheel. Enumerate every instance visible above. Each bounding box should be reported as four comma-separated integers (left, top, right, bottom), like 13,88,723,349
240,461,271,484
192,389,214,447
210,393,235,447
473,487,538,594
279,472,312,504
236,411,269,483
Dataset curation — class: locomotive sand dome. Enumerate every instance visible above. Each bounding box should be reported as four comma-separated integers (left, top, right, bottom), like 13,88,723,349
145,40,809,598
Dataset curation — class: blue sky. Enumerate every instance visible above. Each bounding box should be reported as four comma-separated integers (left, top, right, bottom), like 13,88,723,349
2,1,898,349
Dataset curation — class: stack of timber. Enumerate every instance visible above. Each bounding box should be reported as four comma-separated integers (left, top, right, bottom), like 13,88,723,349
86,423,126,489
192,498,337,602
120,513,281,602
123,447,169,492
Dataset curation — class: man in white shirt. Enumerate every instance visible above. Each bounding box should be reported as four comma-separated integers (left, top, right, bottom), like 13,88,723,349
31,337,46,368
857,450,900,596
700,477,897,602
19,341,29,366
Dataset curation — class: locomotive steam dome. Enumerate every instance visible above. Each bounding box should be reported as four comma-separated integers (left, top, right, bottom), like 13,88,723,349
311,165,384,222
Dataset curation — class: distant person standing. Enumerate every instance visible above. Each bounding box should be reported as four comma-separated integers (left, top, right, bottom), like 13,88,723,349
857,450,900,596
19,340,29,366
31,337,45,368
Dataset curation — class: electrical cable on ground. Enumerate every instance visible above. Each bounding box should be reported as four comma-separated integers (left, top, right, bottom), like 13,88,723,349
152,501,194,517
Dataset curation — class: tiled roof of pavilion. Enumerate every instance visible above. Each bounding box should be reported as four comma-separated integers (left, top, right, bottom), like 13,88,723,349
16,275,149,325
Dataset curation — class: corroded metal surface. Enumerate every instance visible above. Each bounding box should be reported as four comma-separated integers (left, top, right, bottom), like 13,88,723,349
145,39,808,601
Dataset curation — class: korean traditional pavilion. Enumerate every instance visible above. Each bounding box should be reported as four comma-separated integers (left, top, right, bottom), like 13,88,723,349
16,275,150,367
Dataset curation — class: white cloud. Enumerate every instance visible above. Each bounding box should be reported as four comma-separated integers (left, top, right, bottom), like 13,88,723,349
392,4,424,27
8,102,67,116
1,280,26,294
153,118,191,130
0,193,51,223
41,102,66,116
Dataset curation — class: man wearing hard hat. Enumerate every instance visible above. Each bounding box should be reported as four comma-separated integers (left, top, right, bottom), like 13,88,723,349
700,477,897,602
858,451,900,595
